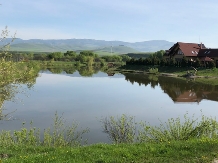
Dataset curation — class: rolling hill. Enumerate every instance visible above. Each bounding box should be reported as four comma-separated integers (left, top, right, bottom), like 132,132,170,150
2,38,174,54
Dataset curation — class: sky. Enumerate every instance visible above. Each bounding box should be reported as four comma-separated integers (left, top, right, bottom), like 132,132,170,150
0,0,218,47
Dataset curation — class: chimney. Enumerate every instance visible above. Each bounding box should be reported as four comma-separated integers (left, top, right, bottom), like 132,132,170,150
200,42,203,49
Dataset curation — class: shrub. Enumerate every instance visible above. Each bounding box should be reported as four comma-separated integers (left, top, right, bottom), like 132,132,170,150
101,115,137,144
148,68,159,74
0,112,89,147
138,113,218,143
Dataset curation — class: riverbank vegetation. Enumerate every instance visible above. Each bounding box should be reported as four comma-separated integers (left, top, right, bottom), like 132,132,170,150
7,48,218,80
8,50,130,66
1,113,218,162
119,64,218,77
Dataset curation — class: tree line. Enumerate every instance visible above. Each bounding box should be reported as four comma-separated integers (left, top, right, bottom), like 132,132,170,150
126,56,216,68
4,50,131,64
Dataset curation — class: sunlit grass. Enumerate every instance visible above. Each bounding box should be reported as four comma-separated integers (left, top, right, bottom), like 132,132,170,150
1,139,218,162
1,113,218,162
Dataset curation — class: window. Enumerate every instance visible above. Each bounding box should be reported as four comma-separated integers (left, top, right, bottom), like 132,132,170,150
177,50,183,55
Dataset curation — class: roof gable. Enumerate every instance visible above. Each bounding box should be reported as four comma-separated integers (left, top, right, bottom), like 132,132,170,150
178,42,206,57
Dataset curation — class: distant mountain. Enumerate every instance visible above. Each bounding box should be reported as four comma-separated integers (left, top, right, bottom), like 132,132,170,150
2,38,174,53
93,45,139,55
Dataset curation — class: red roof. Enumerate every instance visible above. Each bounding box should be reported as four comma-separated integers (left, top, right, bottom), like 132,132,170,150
178,42,206,57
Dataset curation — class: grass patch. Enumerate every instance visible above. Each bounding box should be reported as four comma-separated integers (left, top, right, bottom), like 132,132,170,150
0,112,89,147
1,140,218,162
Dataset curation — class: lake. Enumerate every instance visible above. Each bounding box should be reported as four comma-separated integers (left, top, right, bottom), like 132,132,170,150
1,70,218,144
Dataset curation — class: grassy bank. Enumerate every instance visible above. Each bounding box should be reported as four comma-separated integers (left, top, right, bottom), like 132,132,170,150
1,139,218,162
118,65,218,76
1,113,218,162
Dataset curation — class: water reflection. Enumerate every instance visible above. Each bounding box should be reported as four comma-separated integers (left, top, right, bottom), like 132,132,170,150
47,66,106,77
0,65,115,120
107,73,115,76
0,71,38,120
123,73,218,104
2,69,218,144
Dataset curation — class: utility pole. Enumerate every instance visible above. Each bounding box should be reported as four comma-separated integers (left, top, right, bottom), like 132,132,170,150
110,45,113,55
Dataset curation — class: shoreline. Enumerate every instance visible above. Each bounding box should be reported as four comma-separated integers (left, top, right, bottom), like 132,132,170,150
108,65,218,84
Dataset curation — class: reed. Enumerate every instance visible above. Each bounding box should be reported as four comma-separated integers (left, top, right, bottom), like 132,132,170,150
0,112,89,147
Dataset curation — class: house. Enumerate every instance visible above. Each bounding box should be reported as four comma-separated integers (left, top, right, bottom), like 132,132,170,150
164,42,218,67
198,48,218,66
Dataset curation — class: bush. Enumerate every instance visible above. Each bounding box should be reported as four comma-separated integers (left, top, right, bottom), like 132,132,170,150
101,115,137,144
138,113,218,143
148,68,159,74
208,61,216,69
0,112,89,147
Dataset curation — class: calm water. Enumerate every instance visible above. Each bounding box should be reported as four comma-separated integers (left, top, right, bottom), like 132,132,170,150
1,70,218,144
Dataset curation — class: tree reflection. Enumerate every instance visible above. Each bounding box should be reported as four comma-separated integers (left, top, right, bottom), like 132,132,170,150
47,68,63,74
77,66,99,77
64,68,76,74
0,59,39,120
47,66,101,76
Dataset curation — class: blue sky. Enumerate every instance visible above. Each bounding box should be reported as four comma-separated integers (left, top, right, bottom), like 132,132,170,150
0,0,218,47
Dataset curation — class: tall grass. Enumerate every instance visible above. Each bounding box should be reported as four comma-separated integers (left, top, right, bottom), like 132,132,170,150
0,112,89,147
101,114,137,144
1,112,218,146
138,113,218,143
101,113,218,144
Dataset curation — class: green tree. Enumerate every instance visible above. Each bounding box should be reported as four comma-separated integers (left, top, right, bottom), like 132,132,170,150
28,52,34,60
64,51,76,57
169,58,176,67
120,55,131,62
80,51,95,57
149,50,165,60
193,58,201,68
160,58,167,67
102,55,122,62
181,57,188,67
77,55,87,63
208,61,216,69
48,52,63,61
